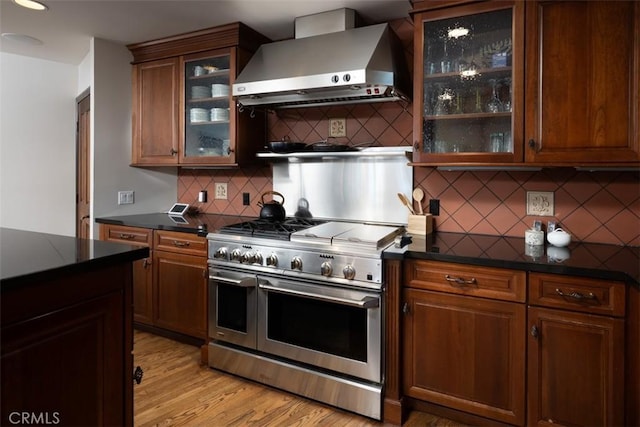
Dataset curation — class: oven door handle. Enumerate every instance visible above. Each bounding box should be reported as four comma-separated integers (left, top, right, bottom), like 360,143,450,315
209,274,257,288
258,283,379,309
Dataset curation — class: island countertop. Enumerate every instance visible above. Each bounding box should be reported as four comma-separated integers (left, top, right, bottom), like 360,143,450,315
0,227,149,290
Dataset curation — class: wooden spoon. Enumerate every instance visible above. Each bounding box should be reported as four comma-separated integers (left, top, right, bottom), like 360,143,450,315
412,188,424,214
397,193,415,215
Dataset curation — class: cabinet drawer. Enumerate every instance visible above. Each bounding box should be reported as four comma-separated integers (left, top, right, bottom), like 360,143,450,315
529,273,626,317
154,230,207,256
405,260,526,302
101,225,152,246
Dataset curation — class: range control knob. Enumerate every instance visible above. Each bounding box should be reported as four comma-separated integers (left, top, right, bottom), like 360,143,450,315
241,251,254,264
266,253,278,267
291,256,303,271
253,252,263,265
230,249,242,262
343,265,356,280
320,261,333,277
214,247,228,260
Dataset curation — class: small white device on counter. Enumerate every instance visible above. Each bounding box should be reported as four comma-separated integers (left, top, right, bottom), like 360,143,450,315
525,229,544,246
547,228,572,247
166,203,189,216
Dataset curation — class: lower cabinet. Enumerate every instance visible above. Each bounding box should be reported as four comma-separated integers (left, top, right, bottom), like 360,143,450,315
399,260,630,427
100,224,207,340
402,261,526,425
527,273,626,426
154,250,208,338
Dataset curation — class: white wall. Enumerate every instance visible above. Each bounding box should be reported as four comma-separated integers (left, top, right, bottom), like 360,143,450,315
90,38,176,238
0,53,78,236
0,39,177,239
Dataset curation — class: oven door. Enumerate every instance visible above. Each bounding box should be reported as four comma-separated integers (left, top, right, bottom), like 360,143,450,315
257,275,382,383
209,265,258,349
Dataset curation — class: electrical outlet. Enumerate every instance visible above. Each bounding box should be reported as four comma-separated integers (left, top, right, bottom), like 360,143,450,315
215,183,227,200
117,190,134,205
242,193,250,206
527,191,554,216
429,199,440,216
329,118,346,137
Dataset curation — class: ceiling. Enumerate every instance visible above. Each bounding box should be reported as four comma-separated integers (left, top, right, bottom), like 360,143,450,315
0,0,412,65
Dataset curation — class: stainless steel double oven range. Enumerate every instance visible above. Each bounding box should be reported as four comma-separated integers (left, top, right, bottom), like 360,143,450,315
207,218,402,420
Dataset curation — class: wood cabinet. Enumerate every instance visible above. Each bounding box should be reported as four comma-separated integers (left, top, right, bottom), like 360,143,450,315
2,263,134,426
527,273,626,426
402,260,527,425
524,1,640,164
128,23,269,167
100,225,207,340
131,58,180,165
153,231,208,339
411,0,639,166
101,225,154,325
393,260,633,426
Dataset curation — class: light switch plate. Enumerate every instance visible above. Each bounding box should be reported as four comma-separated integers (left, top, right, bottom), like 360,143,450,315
526,191,554,216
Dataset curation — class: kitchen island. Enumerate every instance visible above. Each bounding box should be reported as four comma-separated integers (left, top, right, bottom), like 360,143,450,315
1,228,149,427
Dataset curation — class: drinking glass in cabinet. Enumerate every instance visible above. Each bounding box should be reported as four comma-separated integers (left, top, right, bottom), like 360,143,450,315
420,7,514,155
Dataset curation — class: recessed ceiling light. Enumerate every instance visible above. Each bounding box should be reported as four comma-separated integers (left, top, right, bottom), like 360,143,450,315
1,33,44,45
12,0,48,11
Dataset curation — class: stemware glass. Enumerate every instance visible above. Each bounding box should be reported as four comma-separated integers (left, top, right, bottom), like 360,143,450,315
502,77,512,112
486,79,503,113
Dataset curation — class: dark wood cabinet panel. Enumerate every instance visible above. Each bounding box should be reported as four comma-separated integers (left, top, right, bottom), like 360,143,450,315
133,253,154,325
132,58,180,165
154,251,208,339
403,288,526,425
527,306,625,426
525,0,640,163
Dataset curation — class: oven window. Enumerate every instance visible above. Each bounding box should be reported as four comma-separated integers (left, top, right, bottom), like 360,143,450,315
267,292,367,362
217,284,248,332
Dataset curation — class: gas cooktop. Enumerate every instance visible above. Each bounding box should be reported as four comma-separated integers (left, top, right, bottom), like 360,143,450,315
218,217,326,240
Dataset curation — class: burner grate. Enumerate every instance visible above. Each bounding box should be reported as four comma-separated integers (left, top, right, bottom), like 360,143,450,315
219,218,326,240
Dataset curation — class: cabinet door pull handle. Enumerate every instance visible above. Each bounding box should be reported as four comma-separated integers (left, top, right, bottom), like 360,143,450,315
119,233,135,239
133,366,144,384
142,258,150,268
402,302,410,315
528,139,539,152
170,148,178,155
530,325,539,339
555,288,596,301
172,240,190,247
445,275,477,286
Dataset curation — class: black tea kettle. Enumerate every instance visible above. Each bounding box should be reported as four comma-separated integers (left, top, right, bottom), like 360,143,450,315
258,191,286,221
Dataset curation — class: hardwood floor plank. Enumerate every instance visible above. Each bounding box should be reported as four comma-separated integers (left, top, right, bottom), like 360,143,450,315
133,330,465,426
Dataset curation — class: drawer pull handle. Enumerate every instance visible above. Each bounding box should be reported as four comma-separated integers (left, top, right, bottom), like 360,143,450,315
530,325,539,339
445,275,477,286
555,288,596,301
119,233,135,239
172,240,190,247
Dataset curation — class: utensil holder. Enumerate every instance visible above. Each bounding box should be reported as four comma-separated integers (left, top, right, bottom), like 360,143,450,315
407,214,433,235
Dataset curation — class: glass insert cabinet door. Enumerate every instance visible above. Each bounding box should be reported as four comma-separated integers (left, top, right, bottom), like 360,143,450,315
415,2,523,162
183,52,232,160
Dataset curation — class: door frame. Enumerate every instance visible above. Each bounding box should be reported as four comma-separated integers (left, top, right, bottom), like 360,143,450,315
76,88,91,239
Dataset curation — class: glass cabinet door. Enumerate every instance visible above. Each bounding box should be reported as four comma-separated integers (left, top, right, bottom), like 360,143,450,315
182,52,232,161
416,3,523,162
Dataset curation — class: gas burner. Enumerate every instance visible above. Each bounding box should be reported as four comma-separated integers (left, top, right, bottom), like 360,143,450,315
219,217,326,240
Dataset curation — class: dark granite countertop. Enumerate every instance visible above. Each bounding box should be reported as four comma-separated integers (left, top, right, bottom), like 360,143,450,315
385,232,640,286
0,228,149,290
95,213,251,236
94,214,639,286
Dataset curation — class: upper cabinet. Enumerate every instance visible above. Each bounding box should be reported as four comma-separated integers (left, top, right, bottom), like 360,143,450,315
128,23,270,167
411,0,639,166
412,1,524,164
525,1,640,164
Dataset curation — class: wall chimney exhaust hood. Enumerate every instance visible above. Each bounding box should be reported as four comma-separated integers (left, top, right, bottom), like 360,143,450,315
232,12,411,109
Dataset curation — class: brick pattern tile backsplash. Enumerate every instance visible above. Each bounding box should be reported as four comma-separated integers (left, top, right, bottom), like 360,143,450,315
177,17,639,246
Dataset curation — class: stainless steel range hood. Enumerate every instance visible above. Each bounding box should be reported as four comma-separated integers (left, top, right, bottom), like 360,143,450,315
232,21,411,109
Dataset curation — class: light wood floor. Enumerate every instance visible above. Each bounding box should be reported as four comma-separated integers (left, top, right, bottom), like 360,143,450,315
133,330,467,426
